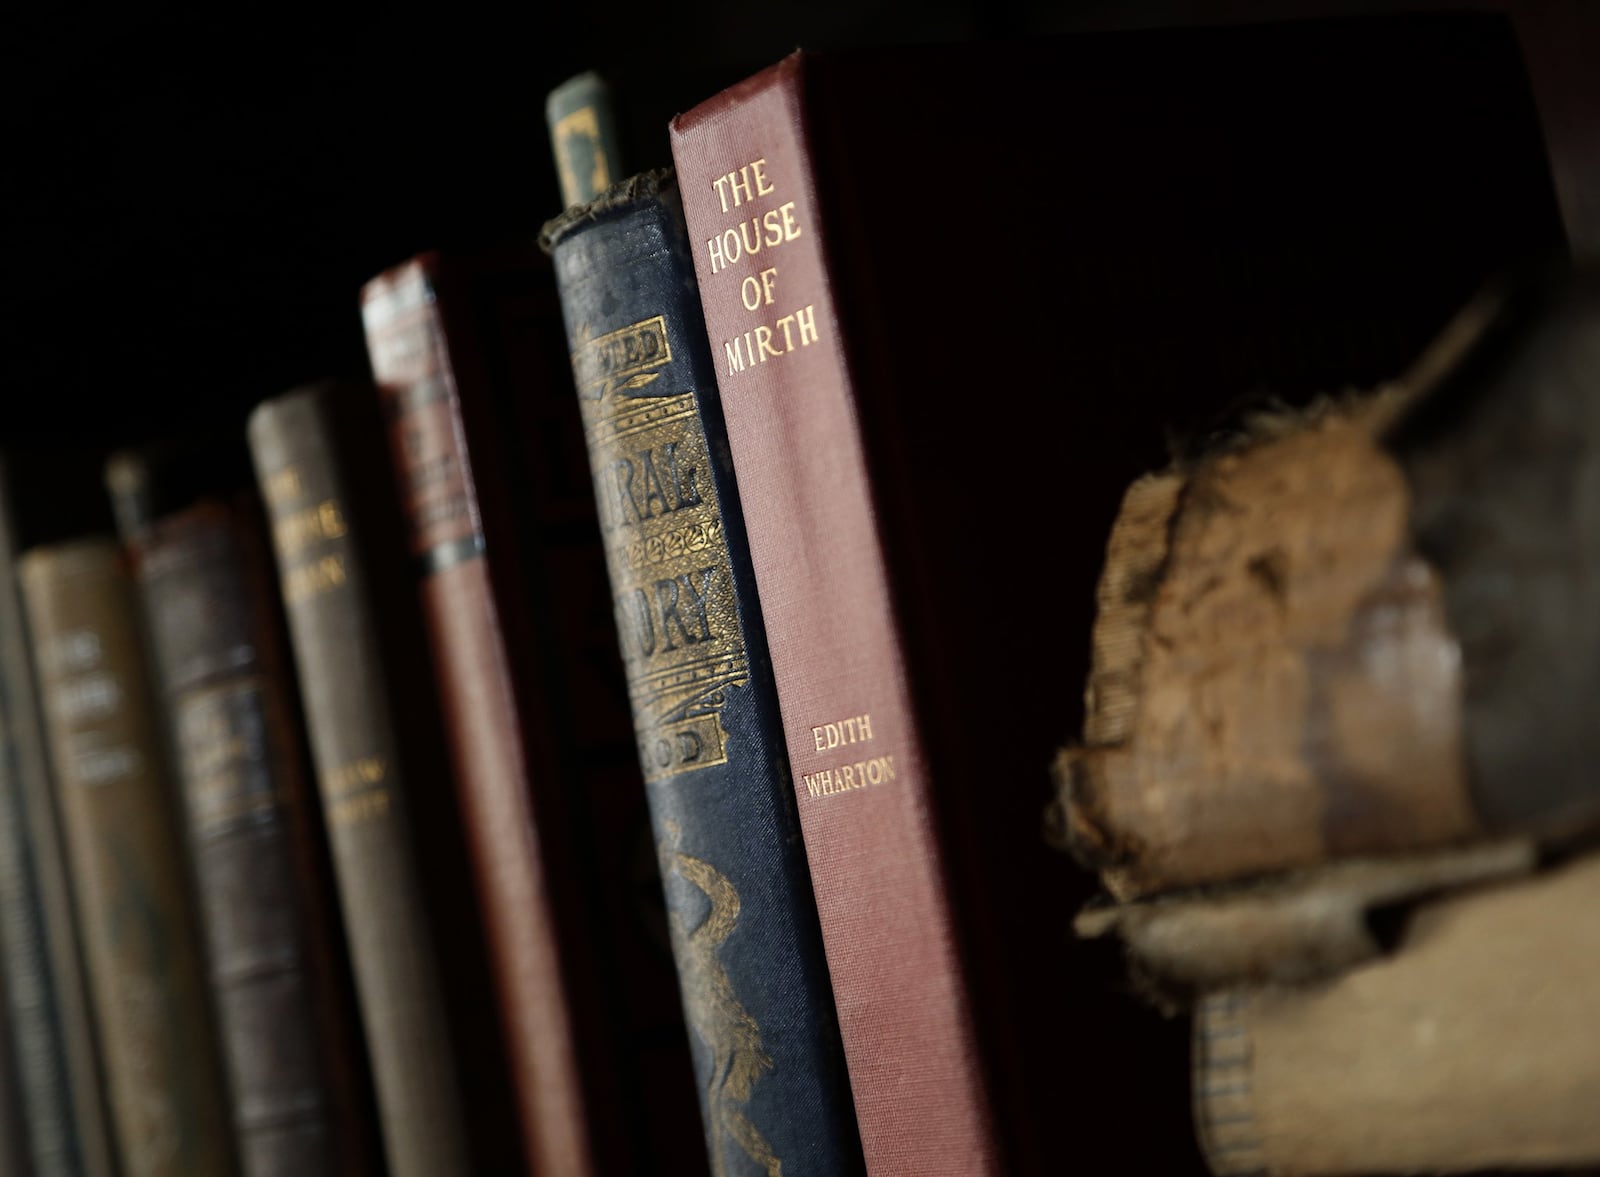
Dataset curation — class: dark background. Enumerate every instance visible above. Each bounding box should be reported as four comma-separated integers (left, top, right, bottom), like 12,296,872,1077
2,4,1597,1174
3,0,1596,447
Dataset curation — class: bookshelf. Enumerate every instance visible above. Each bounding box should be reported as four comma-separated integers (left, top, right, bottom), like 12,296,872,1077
3,4,1597,1176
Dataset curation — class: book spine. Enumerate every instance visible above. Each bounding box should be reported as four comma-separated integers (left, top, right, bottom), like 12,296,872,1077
360,260,595,1177
546,72,624,208
544,174,865,1177
670,62,1000,1175
113,493,352,1177
247,388,472,1177
0,468,116,1177
0,993,31,1177
0,678,82,1177
18,538,237,1177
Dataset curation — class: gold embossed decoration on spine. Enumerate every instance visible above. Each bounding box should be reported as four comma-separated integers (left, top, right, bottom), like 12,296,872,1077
572,316,747,783
658,824,779,1177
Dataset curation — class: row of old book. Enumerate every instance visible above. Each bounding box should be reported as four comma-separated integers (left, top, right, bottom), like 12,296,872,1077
0,12,1594,1177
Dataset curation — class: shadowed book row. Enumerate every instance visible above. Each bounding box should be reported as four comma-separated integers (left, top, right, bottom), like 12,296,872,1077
0,13,1585,1177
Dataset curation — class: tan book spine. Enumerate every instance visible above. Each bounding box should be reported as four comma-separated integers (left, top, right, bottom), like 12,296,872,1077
20,538,236,1177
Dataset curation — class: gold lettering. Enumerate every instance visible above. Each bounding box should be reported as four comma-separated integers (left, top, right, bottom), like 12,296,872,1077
737,218,763,260
324,756,387,795
715,159,774,212
263,466,303,506
751,157,774,197
778,200,802,242
740,275,763,312
283,554,346,603
330,789,391,828
707,233,726,274
758,267,778,305
808,713,874,749
755,325,779,362
724,337,746,375
799,747,896,800
273,498,349,559
797,304,819,346
318,499,347,540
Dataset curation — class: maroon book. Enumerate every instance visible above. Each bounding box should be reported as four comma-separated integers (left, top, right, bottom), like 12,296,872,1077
670,18,1566,1174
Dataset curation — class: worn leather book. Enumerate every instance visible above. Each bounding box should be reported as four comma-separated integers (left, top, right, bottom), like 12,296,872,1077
669,17,1566,1174
361,247,705,1176
1058,269,1600,906
1194,850,1600,1176
0,456,116,1177
19,537,236,1177
542,172,866,1177
247,386,474,1177
105,448,376,1177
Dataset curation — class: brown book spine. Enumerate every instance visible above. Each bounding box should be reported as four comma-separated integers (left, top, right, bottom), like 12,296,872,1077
108,468,373,1177
671,59,999,1176
360,258,594,1176
19,538,236,1177
247,387,472,1177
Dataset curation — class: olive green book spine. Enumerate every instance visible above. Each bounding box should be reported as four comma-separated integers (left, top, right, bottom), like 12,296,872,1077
248,386,472,1177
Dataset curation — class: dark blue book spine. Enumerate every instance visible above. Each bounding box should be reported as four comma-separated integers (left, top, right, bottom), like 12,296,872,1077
544,172,864,1177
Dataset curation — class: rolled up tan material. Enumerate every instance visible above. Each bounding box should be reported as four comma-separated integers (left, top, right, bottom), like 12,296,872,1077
1195,851,1600,1176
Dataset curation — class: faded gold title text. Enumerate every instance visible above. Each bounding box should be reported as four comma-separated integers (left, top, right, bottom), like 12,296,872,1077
704,157,819,375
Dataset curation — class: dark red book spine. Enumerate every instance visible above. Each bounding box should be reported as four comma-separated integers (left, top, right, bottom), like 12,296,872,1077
671,59,999,1177
360,256,595,1177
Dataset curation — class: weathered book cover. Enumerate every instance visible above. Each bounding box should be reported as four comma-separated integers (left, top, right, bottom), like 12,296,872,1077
670,18,1566,1174
0,455,117,1177
362,248,704,1176
106,449,375,1177
19,537,236,1177
1059,269,1600,904
247,386,474,1177
542,172,865,1177
1194,851,1600,1176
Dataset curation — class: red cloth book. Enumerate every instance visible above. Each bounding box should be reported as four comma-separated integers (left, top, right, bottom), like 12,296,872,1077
670,17,1565,1173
